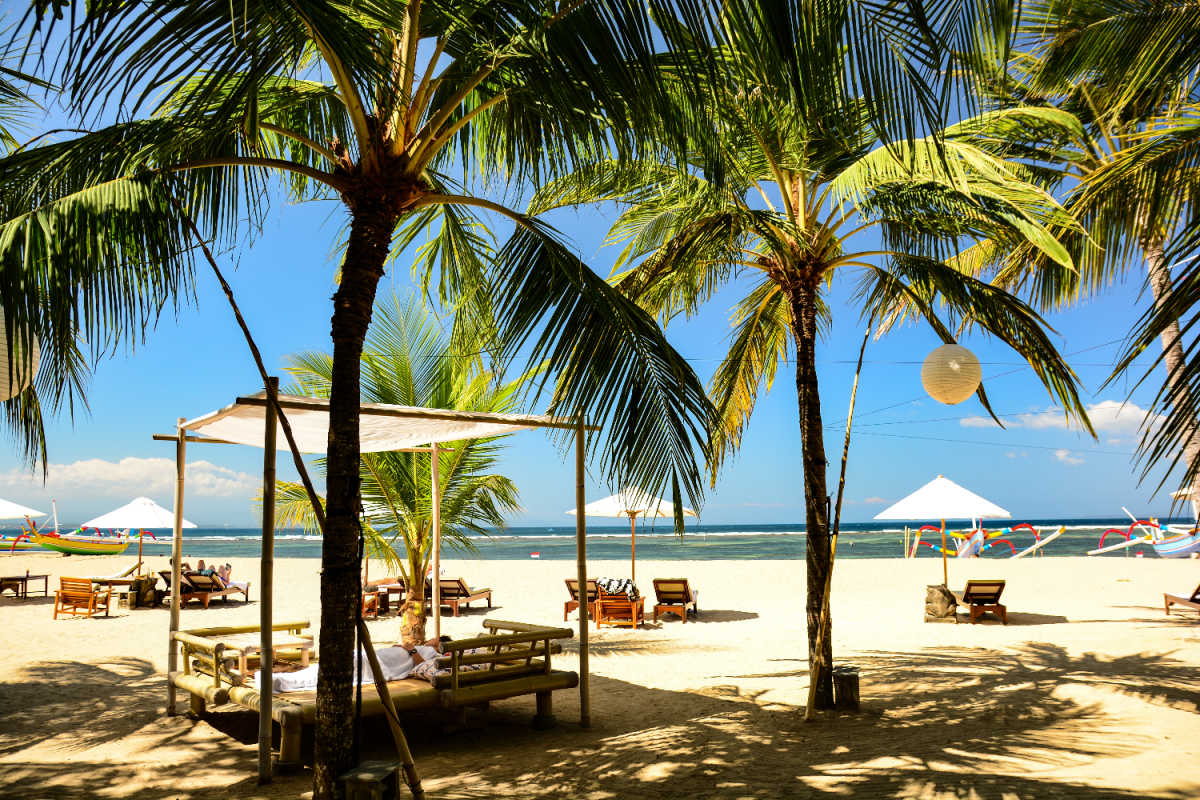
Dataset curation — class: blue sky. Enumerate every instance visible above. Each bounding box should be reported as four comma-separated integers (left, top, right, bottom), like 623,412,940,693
0,185,1181,529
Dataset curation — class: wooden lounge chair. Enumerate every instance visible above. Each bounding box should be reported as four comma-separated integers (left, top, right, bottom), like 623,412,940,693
160,570,250,609
596,587,644,629
953,579,1007,624
53,577,111,619
362,589,381,620
1164,583,1200,615
564,578,599,621
437,578,492,617
652,578,698,623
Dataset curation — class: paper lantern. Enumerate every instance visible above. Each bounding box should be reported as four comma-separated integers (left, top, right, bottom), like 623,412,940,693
921,344,980,405
0,309,40,401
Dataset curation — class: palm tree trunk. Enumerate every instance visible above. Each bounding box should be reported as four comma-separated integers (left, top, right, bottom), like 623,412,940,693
1146,235,1200,516
313,206,393,800
786,279,834,710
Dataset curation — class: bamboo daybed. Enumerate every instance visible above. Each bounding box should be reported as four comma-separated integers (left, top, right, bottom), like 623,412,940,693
171,618,579,768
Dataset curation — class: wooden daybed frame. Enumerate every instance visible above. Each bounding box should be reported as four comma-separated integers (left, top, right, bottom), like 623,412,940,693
170,618,578,768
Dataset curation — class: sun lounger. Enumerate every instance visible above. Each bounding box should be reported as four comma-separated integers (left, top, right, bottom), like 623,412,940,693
564,578,599,621
160,570,251,608
53,577,111,619
652,578,699,623
596,587,644,629
437,578,492,617
953,579,1007,624
1164,582,1200,615
170,618,578,767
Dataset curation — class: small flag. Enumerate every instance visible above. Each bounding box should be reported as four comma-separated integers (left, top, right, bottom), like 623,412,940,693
529,551,540,559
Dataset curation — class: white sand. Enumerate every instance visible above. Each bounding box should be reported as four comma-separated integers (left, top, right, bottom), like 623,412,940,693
1,552,1197,798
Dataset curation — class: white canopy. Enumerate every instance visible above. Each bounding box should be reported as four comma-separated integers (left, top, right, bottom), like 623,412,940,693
82,496,197,529
566,487,698,519
182,392,579,453
0,497,44,519
875,475,1010,521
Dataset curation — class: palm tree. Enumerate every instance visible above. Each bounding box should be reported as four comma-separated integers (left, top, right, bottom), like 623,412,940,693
953,1,1200,503
273,295,521,644
4,3,714,794
532,1,1093,708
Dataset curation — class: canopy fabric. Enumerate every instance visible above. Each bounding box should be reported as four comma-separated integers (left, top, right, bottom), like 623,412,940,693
874,475,1010,521
182,392,576,453
0,497,44,519
566,487,698,519
82,496,196,529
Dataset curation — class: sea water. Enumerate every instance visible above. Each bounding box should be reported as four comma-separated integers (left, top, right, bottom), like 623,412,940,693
25,518,1185,562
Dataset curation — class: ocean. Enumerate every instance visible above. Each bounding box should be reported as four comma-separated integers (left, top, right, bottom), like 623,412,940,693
19,517,1188,561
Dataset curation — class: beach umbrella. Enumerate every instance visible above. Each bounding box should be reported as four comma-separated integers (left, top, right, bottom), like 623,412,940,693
83,497,197,573
566,488,697,584
874,475,1010,585
0,497,44,519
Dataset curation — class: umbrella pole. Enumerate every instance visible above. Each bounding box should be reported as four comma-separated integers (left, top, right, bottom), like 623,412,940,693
941,519,948,586
167,418,187,716
258,377,278,784
431,442,441,640
137,530,144,576
629,514,637,585
574,418,590,728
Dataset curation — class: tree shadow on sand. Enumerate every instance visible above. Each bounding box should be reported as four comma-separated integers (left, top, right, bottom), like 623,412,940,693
402,643,1199,799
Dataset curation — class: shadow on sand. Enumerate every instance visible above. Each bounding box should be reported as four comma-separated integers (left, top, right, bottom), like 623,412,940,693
1,642,1196,798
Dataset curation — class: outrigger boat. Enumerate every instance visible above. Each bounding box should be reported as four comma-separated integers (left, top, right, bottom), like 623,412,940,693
26,528,133,556
1089,508,1200,558
909,522,1063,559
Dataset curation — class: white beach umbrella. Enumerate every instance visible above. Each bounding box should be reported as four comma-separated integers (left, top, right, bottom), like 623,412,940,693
875,475,1010,585
83,497,196,574
0,497,44,520
566,487,697,584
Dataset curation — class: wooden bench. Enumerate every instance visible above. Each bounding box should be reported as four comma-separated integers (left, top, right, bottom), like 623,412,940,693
1164,583,1200,615
171,618,578,768
53,577,111,619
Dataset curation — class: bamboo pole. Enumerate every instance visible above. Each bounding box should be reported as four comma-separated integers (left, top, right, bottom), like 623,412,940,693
805,324,868,721
356,620,425,799
941,519,948,586
575,418,590,727
167,418,187,716
629,513,637,585
258,377,278,784
431,442,441,640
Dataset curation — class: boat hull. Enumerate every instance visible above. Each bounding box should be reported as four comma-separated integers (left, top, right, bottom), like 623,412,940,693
1153,530,1200,558
1,536,39,552
31,534,131,556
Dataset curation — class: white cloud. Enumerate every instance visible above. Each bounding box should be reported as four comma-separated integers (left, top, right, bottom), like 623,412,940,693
861,496,888,505
960,400,1160,437
0,457,258,499
1054,449,1084,466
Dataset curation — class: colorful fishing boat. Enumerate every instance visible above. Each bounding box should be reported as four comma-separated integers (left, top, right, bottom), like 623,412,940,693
908,522,1059,558
1089,511,1200,558
28,530,132,555
1,534,40,552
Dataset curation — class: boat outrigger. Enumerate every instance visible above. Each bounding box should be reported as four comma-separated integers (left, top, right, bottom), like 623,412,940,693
1088,509,1200,558
908,522,1063,559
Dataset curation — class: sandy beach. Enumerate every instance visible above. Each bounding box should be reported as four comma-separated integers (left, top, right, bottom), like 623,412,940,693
1,552,1198,798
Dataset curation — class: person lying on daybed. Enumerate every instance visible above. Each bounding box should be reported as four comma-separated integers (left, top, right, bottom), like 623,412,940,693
254,636,487,693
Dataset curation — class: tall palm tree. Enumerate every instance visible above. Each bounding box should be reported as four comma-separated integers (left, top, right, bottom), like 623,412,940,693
4,3,713,794
274,295,522,645
532,2,1093,708
953,1,1200,503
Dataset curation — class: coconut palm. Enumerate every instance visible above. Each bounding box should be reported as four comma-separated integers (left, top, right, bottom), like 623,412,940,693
273,295,520,644
5,4,714,792
532,1,1093,708
951,1,1200,502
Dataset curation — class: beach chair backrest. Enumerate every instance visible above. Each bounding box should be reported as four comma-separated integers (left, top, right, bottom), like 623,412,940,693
962,580,1005,603
653,579,690,603
158,570,173,589
185,572,222,591
60,577,93,595
565,579,580,601
1190,582,1200,603
439,578,471,599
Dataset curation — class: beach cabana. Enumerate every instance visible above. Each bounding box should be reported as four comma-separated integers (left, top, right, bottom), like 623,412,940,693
155,389,597,781
566,488,696,584
875,475,1010,585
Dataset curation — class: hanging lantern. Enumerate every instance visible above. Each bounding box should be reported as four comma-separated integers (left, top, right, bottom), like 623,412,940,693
0,309,40,401
921,344,980,405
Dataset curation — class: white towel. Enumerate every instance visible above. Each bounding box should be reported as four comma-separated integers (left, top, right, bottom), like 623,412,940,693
254,644,437,693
